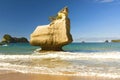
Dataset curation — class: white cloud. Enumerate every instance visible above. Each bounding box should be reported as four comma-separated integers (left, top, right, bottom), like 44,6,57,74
96,0,114,3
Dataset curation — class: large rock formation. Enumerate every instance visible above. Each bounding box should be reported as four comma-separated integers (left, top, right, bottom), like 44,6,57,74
30,7,73,51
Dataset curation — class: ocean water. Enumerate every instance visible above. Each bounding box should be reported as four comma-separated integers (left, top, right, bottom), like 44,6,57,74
0,43,120,78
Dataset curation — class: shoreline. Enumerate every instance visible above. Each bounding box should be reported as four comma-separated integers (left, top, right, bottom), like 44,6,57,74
0,71,120,80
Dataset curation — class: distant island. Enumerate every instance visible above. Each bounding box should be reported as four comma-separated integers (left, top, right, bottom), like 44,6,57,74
0,34,29,45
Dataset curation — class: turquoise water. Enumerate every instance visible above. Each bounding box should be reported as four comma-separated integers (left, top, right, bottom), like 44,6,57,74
0,43,38,55
1,42,120,54
64,42,120,52
0,42,120,78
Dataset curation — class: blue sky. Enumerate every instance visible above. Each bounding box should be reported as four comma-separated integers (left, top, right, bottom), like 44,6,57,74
0,0,120,42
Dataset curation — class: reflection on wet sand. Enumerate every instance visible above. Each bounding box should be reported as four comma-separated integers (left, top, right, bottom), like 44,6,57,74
0,72,120,80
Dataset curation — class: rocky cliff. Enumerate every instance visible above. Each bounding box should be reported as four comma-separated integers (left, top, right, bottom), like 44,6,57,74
30,7,73,51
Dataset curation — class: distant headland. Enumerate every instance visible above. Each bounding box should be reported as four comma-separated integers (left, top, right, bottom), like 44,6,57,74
0,34,29,45
111,39,120,42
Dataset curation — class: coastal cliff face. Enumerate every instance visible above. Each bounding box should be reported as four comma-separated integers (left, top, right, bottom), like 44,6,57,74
30,7,73,51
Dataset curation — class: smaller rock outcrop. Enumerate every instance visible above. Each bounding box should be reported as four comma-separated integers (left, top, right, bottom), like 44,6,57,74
105,40,109,43
30,7,73,51
1,34,29,44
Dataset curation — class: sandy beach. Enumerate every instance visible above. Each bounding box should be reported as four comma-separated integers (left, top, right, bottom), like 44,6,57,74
0,70,120,80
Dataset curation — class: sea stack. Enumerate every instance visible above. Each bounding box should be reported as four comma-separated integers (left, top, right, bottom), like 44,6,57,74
30,7,73,51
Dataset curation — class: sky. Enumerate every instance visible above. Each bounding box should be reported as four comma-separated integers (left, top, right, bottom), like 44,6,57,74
0,0,120,42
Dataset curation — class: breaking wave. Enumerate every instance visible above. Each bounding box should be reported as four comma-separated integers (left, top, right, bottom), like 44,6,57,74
0,51,120,78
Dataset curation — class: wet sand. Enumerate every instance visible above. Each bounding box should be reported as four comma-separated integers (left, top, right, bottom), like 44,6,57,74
0,71,119,80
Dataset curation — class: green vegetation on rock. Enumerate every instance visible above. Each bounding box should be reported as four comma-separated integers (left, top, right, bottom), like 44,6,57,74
49,14,62,22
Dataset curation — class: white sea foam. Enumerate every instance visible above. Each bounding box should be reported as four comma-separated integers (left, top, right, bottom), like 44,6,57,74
0,51,120,60
0,51,120,78
2,44,8,47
